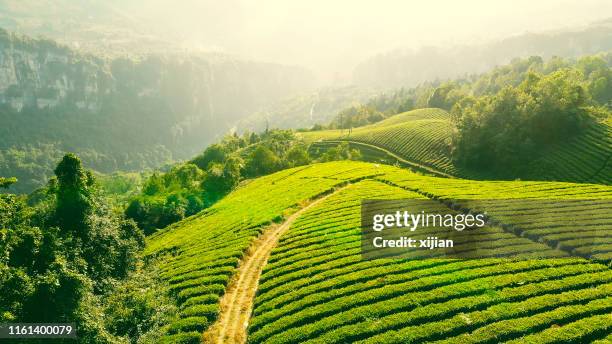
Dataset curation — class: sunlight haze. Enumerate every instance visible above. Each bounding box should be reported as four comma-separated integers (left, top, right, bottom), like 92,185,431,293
121,0,612,81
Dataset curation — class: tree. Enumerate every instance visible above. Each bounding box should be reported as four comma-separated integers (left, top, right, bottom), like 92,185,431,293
52,153,94,236
192,144,227,170
0,177,17,189
246,146,280,176
286,145,311,167
202,156,243,202
1,153,145,342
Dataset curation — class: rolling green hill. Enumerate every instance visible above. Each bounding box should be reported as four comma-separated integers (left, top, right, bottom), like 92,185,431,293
141,161,612,343
302,108,461,177
301,108,612,184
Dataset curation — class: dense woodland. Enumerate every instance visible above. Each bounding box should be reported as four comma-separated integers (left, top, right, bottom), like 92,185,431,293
0,156,162,342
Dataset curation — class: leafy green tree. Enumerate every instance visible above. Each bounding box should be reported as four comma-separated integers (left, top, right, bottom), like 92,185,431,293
246,146,280,176
52,153,95,236
286,145,311,167
192,144,227,170
0,177,16,189
428,82,462,110
1,153,145,342
143,172,164,196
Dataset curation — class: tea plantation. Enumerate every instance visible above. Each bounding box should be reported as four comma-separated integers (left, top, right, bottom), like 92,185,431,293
302,108,612,184
144,162,390,342
143,161,611,342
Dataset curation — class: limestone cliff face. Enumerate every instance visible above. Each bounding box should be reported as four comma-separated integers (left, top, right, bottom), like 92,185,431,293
0,28,315,193
0,31,108,112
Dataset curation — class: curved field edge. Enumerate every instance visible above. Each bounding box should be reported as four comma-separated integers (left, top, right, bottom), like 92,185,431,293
140,162,391,343
203,186,347,344
137,161,611,343
301,108,612,184
248,173,612,343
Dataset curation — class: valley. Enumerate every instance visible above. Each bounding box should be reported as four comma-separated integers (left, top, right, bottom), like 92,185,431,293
1,4,611,343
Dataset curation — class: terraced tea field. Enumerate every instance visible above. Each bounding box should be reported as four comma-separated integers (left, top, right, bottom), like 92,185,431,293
303,108,464,177
302,108,612,184
524,118,612,184
144,162,388,343
144,161,612,343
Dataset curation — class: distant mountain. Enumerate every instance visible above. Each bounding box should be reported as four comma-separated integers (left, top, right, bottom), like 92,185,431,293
0,0,177,56
236,86,379,133
0,28,315,192
354,18,612,88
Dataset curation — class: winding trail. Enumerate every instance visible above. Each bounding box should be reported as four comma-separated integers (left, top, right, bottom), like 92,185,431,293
202,187,345,344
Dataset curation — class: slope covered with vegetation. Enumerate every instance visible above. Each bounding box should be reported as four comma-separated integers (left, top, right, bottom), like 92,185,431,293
125,129,363,233
0,28,314,193
304,54,612,184
249,175,612,343
141,162,387,343
302,108,462,177
304,107,612,184
128,161,612,343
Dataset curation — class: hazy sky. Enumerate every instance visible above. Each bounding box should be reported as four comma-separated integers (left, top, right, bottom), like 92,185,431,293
120,0,612,81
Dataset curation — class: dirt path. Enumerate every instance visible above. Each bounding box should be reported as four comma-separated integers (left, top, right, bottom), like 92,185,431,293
202,188,344,344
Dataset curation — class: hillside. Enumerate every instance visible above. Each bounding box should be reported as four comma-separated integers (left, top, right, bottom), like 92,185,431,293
140,161,612,343
353,18,612,88
235,86,378,133
0,28,314,193
302,108,612,184
302,108,461,177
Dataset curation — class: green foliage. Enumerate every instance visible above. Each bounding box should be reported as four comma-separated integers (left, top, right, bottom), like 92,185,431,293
0,177,16,189
427,81,466,110
140,161,391,339
0,153,146,342
245,146,281,176
102,264,179,343
127,161,612,342
307,55,612,183
192,144,228,170
317,142,362,162
243,163,612,343
452,68,592,175
126,164,206,234
126,129,313,232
